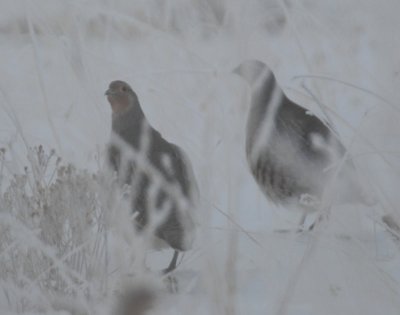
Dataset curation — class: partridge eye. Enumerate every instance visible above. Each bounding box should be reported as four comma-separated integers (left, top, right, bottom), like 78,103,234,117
121,86,127,92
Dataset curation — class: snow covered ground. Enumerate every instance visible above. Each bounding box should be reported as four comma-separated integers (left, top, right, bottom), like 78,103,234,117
0,0,400,314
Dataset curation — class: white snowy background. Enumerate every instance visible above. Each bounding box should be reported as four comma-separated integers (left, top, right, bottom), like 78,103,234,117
0,0,400,314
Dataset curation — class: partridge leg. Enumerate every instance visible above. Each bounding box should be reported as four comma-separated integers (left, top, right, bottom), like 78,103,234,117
163,250,179,274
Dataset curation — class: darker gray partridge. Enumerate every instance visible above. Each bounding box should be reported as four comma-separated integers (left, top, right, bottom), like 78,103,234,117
105,80,197,272
233,60,368,227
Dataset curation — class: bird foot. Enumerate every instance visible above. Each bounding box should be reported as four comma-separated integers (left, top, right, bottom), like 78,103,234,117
296,226,308,233
163,274,179,293
382,214,400,240
273,227,308,234
299,194,320,209
162,265,175,275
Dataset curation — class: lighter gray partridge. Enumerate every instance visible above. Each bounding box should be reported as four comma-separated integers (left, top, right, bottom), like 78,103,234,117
233,60,368,227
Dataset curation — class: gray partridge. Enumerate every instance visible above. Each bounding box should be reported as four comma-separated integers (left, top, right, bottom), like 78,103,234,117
233,60,368,227
105,80,197,272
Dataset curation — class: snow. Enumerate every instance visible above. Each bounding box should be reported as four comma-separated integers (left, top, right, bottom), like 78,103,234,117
0,0,400,314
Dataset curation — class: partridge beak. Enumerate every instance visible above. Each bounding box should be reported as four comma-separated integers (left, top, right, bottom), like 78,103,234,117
105,89,115,96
